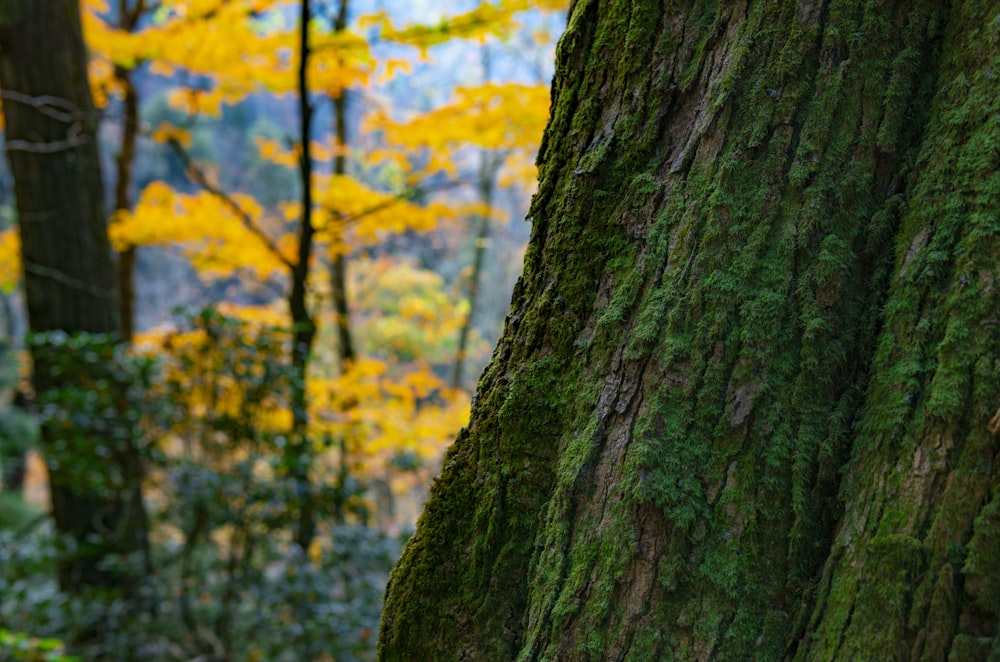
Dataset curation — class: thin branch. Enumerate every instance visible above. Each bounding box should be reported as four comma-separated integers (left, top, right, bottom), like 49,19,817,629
122,0,148,30
166,137,294,270
328,176,469,227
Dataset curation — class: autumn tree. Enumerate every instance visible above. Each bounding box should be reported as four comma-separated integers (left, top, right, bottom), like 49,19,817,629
380,0,1000,659
0,0,149,593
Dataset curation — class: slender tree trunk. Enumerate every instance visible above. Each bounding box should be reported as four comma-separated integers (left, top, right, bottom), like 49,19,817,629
328,0,354,369
326,0,358,528
452,46,496,390
0,294,27,495
380,1,999,659
290,0,318,550
330,251,354,365
113,0,144,343
0,0,149,594
0,388,28,495
113,67,138,343
451,151,494,390
110,2,154,584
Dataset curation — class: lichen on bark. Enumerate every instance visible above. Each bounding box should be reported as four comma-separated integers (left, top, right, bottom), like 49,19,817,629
379,1,1000,659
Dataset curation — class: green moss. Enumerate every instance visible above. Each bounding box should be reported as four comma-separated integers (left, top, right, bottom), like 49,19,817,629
384,0,998,659
795,3,1000,659
947,635,996,661
963,488,1000,618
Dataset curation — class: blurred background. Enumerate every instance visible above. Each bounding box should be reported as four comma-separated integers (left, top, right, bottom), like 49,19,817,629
0,1,566,659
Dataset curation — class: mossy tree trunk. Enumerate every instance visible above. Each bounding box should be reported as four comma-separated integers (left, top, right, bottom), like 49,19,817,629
0,0,150,594
380,0,999,659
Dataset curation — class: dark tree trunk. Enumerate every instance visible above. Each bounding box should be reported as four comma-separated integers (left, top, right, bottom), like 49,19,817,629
290,0,318,550
114,66,138,343
380,0,999,659
0,388,29,494
0,0,148,593
113,0,145,343
329,0,354,370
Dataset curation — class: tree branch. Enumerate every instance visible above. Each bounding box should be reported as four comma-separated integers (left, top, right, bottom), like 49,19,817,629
166,137,294,270
328,176,468,227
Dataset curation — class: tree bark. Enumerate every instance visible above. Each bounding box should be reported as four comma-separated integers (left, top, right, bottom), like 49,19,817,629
329,0,355,370
114,69,138,343
0,0,148,593
380,0,999,659
290,0,318,550
113,0,145,343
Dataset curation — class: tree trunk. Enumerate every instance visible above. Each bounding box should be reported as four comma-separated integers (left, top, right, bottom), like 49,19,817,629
451,150,495,390
329,0,355,371
451,46,497,391
380,0,1000,659
290,0,318,550
113,0,145,343
0,0,149,593
114,67,139,343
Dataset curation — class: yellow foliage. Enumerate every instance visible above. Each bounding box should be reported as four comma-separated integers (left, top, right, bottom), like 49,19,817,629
376,57,413,85
307,358,470,471
254,137,344,170
150,122,193,147
254,136,299,169
307,537,323,567
349,257,478,364
375,82,550,152
82,0,556,294
314,175,457,250
368,82,550,186
498,150,539,190
85,0,374,114
110,181,290,279
371,0,567,53
0,229,20,293
215,302,290,328
87,57,119,108
278,201,303,222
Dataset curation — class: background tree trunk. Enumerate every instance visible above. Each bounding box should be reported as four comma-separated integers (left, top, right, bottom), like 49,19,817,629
380,0,999,659
111,0,146,344
0,0,149,593
290,0,318,551
328,0,355,371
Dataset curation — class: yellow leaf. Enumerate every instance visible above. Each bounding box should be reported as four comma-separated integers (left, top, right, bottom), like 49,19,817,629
307,538,323,567
111,181,288,278
0,229,20,293
150,122,192,147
